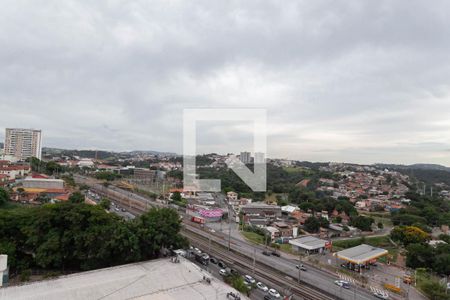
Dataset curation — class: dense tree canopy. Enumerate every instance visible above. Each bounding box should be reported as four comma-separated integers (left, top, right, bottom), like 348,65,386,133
349,215,374,231
0,203,186,275
0,187,9,206
69,191,85,203
391,226,430,246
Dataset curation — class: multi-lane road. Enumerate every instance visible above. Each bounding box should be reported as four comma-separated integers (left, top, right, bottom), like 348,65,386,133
74,175,386,300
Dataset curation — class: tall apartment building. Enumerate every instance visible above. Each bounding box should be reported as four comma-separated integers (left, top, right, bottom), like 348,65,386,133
254,152,266,163
239,151,251,164
4,128,42,160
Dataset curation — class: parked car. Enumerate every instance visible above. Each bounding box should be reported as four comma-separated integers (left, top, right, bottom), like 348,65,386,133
373,291,389,299
218,261,227,268
244,275,256,284
296,264,307,271
226,292,241,300
262,250,271,256
268,288,281,298
209,257,218,264
334,280,351,289
229,268,239,276
264,296,272,300
256,282,269,292
271,251,280,257
219,269,229,276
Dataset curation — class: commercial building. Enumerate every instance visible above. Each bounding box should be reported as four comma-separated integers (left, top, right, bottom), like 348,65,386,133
4,128,42,160
22,177,64,190
336,244,388,266
241,203,282,223
0,257,247,300
289,235,330,254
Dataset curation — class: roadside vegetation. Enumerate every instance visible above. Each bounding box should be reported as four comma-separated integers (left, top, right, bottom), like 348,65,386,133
0,189,187,281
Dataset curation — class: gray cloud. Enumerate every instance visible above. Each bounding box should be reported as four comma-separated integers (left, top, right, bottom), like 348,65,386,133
1,0,450,165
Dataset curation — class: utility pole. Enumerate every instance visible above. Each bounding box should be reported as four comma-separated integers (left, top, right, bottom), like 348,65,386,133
208,235,211,254
252,247,256,276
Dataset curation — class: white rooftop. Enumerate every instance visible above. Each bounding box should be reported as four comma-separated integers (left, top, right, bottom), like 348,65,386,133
289,236,327,250
0,257,247,300
281,205,298,213
336,244,388,264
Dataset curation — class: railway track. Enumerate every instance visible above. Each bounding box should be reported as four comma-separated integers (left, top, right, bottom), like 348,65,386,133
75,178,340,300
183,229,337,300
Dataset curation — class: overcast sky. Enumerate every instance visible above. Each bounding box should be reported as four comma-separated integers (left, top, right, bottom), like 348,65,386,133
1,1,450,165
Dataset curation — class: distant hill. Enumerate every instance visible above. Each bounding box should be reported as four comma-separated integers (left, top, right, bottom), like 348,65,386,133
128,150,178,157
375,163,450,187
42,147,177,160
375,163,450,171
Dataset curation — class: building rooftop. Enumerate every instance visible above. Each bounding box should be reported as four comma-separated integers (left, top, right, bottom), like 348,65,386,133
0,257,246,300
289,236,327,250
0,255,7,272
336,244,388,265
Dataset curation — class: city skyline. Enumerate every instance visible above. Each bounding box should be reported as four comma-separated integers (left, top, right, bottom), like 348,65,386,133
1,1,450,166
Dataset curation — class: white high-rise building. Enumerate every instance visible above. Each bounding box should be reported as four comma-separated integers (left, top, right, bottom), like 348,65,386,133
4,128,42,161
239,151,251,164
254,152,265,163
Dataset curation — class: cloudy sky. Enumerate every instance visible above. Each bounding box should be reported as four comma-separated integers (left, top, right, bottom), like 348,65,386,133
1,0,450,165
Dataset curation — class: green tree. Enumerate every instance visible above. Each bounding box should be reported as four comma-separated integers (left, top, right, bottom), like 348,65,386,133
390,226,430,246
171,191,182,202
405,243,433,269
69,191,85,203
36,193,51,204
0,187,9,206
133,208,187,258
350,215,374,231
99,198,111,210
304,216,320,233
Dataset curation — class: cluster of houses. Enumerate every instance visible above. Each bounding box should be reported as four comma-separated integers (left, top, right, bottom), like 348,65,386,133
317,164,410,213
227,192,361,244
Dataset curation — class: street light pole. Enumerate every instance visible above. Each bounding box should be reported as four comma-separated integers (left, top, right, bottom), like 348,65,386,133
253,247,256,277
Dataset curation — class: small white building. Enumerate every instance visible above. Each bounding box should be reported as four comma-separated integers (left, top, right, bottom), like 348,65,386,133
77,159,94,168
0,255,7,287
289,236,328,254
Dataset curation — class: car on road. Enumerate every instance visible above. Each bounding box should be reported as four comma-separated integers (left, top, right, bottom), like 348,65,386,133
218,261,227,268
268,288,281,298
262,250,271,256
334,280,351,289
256,282,269,292
219,269,229,276
244,275,256,284
209,257,218,264
373,291,389,299
295,264,307,271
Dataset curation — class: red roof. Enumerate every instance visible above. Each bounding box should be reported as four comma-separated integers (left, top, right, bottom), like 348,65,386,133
31,173,49,179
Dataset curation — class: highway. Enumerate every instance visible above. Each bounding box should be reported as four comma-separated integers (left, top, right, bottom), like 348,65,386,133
74,175,383,300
